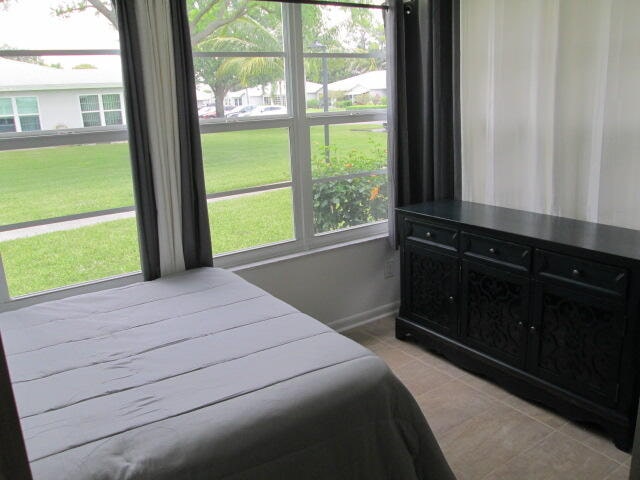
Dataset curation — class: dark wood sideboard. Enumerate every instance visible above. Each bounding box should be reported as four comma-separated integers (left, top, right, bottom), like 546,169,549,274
396,200,640,450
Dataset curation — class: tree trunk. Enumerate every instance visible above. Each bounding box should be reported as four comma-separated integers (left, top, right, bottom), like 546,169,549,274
213,85,226,118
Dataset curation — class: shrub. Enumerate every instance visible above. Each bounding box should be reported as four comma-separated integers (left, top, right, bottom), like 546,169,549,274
310,131,388,232
336,100,353,108
313,175,388,233
306,99,319,109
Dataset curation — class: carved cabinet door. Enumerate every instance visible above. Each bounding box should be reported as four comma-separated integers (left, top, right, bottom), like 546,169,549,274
460,260,530,369
527,282,626,407
402,242,459,337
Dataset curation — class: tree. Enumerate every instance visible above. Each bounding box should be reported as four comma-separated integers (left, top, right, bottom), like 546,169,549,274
52,1,385,116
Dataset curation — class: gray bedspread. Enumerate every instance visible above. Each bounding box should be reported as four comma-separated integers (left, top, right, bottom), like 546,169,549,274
0,267,453,480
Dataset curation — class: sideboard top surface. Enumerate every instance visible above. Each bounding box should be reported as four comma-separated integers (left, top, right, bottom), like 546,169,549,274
397,200,640,262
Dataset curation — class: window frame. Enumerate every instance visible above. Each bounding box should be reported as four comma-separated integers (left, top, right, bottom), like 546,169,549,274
0,1,389,301
78,92,125,127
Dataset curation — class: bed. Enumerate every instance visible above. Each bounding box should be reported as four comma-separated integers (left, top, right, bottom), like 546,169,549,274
0,267,453,480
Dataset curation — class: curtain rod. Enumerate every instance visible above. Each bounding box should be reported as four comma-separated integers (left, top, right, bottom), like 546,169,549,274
257,0,389,11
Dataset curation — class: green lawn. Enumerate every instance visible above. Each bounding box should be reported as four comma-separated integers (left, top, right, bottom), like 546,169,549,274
1,189,293,297
0,124,386,225
0,124,385,296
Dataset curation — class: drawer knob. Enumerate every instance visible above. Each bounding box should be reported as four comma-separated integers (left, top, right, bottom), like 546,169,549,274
530,325,536,332
448,296,455,303
425,231,432,238
488,247,496,254
572,268,580,277
517,321,523,327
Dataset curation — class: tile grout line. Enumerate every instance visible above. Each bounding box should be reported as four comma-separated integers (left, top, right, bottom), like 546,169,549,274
478,429,556,480
358,326,632,470
373,329,632,467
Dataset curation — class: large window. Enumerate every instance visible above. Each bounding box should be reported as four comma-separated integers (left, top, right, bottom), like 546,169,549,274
0,0,388,300
0,3,139,298
187,0,388,258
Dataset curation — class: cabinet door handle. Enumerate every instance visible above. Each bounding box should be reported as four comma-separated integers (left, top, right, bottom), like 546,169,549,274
448,296,455,304
489,247,496,254
530,325,536,332
425,231,432,238
517,321,523,327
572,268,580,277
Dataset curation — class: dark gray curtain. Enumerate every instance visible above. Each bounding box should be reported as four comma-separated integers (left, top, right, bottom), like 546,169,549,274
388,0,461,243
169,0,214,270
0,333,32,480
113,0,161,280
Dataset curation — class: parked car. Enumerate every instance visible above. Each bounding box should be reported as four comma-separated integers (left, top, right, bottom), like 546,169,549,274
227,104,258,117
198,106,217,119
246,105,288,117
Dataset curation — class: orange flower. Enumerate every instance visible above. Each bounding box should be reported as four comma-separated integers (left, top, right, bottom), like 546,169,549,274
369,186,380,200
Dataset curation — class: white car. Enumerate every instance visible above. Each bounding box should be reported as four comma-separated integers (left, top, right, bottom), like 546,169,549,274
246,105,288,117
227,104,258,117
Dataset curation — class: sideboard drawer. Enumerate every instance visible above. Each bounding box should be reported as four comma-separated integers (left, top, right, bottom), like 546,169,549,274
462,233,531,272
405,219,458,252
535,249,628,297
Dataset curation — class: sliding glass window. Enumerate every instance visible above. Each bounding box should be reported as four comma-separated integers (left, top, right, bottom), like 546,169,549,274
0,3,140,297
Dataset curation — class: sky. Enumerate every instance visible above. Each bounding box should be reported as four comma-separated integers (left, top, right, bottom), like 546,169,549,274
0,0,121,70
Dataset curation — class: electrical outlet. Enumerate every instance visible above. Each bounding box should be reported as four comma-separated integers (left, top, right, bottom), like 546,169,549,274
384,258,395,278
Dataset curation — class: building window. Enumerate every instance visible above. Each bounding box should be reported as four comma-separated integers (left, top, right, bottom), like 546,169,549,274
79,93,124,127
0,96,41,133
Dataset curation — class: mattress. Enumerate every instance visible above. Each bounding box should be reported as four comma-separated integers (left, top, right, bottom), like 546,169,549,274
0,267,453,480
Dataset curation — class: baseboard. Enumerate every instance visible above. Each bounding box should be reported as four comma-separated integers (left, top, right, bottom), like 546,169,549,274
328,301,400,333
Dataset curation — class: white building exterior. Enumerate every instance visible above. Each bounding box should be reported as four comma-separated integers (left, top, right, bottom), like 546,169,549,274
327,70,387,101
0,58,125,131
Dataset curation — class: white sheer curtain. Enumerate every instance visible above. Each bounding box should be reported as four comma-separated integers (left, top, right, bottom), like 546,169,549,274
460,0,640,230
135,0,185,275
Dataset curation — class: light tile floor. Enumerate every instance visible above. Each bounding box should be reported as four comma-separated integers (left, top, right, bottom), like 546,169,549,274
342,316,632,480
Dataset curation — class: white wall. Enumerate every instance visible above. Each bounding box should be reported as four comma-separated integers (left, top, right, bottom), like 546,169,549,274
234,237,400,330
4,87,124,130
0,238,401,330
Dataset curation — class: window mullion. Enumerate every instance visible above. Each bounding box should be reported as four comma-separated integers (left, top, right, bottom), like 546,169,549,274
11,98,21,133
285,2,315,247
98,94,106,126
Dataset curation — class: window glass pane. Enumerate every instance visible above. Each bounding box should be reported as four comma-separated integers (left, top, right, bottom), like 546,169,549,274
1,218,140,297
102,94,121,111
0,142,134,225
210,188,294,255
313,175,388,234
82,112,101,127
15,97,38,114
0,117,16,133
193,57,287,119
187,1,286,119
80,95,100,112
19,115,41,132
310,122,387,177
311,122,388,234
305,61,387,113
0,3,121,50
189,1,283,52
201,128,291,194
302,5,385,54
201,128,294,253
0,98,12,116
104,111,123,126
